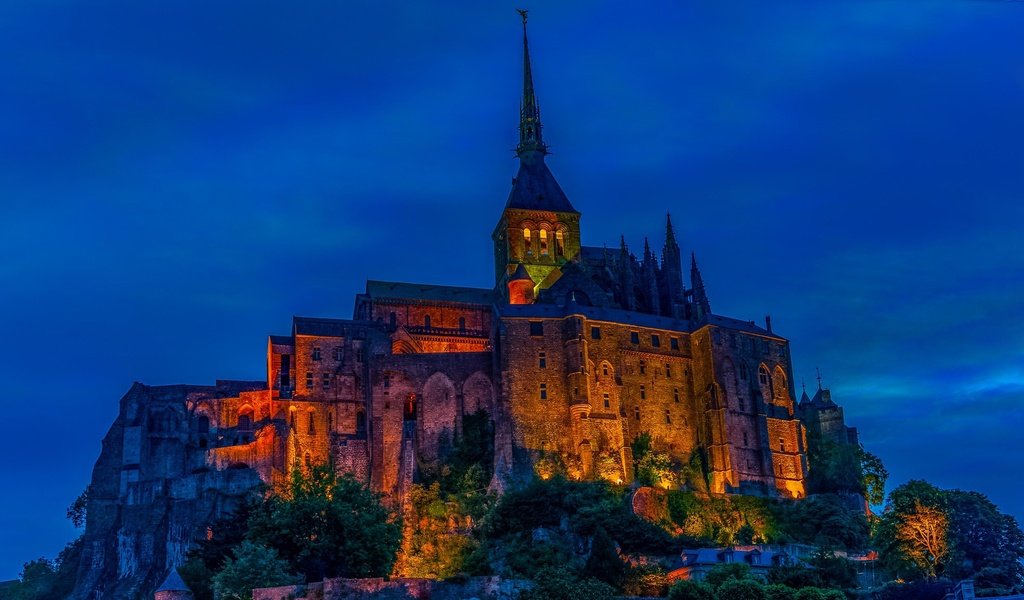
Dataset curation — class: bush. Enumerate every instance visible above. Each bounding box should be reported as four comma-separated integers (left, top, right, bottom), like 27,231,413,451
667,579,715,600
517,567,617,600
622,565,670,597
718,578,766,600
704,562,753,588
765,583,799,600
211,541,299,600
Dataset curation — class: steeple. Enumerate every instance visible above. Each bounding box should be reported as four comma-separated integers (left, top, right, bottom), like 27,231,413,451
690,252,711,321
516,9,547,158
660,212,684,312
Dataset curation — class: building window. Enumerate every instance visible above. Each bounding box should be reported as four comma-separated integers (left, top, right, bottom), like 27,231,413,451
539,229,549,255
539,383,547,400
424,315,431,328
665,410,671,424
591,326,601,340
529,321,544,336
603,393,610,409
524,228,532,253
312,347,321,361
674,388,680,403
670,337,679,350
289,410,296,430
308,412,315,435
389,312,397,328
602,364,609,376
639,360,646,375
333,346,343,361
459,316,466,330
538,352,547,368
357,410,367,435
666,363,672,378
322,373,330,390
634,406,641,421
305,371,313,389
759,365,770,386
640,385,646,400
651,334,660,348
555,230,565,256
779,437,786,452
630,331,640,344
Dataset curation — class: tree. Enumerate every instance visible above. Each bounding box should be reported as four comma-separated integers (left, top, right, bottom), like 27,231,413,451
666,579,715,600
66,486,89,529
859,448,888,506
582,527,625,587
246,462,401,581
211,541,298,600
704,562,752,588
517,567,617,600
7,537,83,600
895,501,948,578
718,578,766,600
764,583,799,600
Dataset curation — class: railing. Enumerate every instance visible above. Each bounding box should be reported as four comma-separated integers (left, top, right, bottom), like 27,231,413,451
405,325,487,338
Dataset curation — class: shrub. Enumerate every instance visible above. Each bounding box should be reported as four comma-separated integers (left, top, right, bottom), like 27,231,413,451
765,583,799,600
719,578,767,600
667,579,715,600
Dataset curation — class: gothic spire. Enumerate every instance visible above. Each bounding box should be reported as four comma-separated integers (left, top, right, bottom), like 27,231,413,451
516,9,547,157
690,252,711,320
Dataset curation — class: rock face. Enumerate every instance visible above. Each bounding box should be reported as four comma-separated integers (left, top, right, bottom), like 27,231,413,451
71,382,264,600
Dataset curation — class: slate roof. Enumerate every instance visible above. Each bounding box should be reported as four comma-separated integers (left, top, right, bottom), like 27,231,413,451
505,158,577,213
269,335,293,346
293,316,377,337
365,280,496,306
156,569,191,592
676,546,791,569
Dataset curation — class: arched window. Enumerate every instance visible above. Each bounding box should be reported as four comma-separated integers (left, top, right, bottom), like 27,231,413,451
523,228,532,253
740,362,749,380
238,408,253,432
404,393,416,421
539,229,549,255
424,314,431,328
555,231,565,256
307,410,315,435
773,366,789,400
758,365,770,387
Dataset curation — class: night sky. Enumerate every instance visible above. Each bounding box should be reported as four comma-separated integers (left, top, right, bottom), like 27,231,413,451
2,1,1023,580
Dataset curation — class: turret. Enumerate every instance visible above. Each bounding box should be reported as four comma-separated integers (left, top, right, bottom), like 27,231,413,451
508,263,535,304
690,252,711,321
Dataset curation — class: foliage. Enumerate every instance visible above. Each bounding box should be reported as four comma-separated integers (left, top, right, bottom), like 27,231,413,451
66,486,89,529
582,527,625,588
764,583,799,600
246,461,401,581
177,557,215,600
397,481,478,578
5,537,82,600
875,580,949,600
516,566,617,600
805,429,888,508
211,541,299,600
874,480,1024,594
667,491,778,546
772,494,869,551
767,564,824,589
666,579,715,600
806,547,859,591
704,562,753,588
621,564,670,597
717,578,766,600
859,448,888,506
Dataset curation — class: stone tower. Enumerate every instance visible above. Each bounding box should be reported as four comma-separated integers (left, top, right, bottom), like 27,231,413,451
493,10,581,301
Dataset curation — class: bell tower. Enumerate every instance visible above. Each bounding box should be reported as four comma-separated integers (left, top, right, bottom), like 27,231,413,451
493,10,581,302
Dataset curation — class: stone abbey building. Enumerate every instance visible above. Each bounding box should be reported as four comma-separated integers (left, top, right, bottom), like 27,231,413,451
73,16,815,599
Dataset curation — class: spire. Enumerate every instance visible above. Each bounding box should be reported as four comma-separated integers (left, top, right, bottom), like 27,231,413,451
690,252,711,320
516,9,547,157
665,213,677,246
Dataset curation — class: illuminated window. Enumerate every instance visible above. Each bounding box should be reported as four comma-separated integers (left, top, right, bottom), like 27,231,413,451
603,393,610,409
539,383,547,400
322,373,330,390
555,230,565,255
640,385,646,400
630,331,640,344
529,321,544,336
523,228,532,253
312,347,321,361
538,352,546,368
759,365,770,386
591,326,601,340
651,334,660,348
539,229,549,255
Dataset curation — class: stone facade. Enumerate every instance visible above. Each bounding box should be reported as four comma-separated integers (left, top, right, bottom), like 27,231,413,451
70,17,828,600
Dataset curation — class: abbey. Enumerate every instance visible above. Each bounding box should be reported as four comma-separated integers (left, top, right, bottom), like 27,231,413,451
73,17,811,599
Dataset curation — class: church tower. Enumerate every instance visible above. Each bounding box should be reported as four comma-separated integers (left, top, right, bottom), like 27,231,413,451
494,11,581,302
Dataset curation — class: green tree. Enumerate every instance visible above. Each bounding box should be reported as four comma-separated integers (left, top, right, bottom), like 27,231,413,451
582,527,624,588
66,486,89,529
859,448,888,506
7,537,83,600
666,579,715,600
211,541,299,600
704,562,753,588
764,583,799,600
517,567,617,600
718,578,766,600
246,462,401,581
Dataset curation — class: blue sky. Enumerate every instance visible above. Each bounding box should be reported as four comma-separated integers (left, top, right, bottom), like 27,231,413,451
1,1,1022,580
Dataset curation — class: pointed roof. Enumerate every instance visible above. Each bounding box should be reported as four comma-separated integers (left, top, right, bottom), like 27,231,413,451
505,10,577,214
156,569,191,593
510,263,533,282
690,252,711,315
